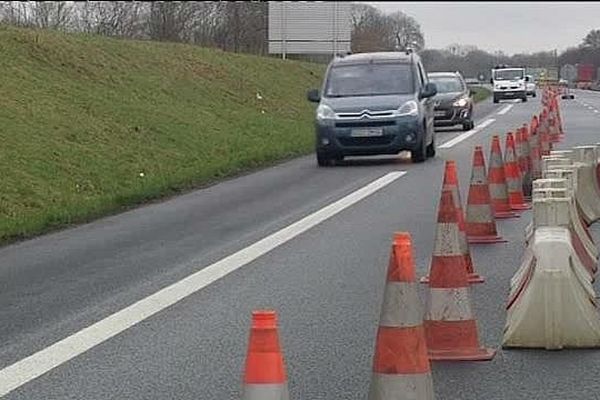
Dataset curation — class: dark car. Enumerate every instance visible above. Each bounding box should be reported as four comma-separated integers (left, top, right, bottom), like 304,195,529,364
306,51,438,166
427,72,475,131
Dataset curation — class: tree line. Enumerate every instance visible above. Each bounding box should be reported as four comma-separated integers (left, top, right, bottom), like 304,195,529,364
0,1,598,77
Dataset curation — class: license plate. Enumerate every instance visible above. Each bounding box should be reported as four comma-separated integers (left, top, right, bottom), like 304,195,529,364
350,127,383,137
434,111,446,117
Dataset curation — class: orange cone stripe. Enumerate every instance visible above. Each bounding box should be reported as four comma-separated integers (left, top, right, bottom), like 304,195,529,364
430,256,469,288
244,312,287,384
372,326,431,374
424,320,480,350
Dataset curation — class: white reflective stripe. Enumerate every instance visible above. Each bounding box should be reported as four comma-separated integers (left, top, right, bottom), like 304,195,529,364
369,372,434,400
470,166,487,184
489,183,508,199
466,204,493,223
425,287,474,321
433,223,462,256
489,153,504,168
242,383,289,400
458,228,469,254
379,282,423,328
506,176,522,192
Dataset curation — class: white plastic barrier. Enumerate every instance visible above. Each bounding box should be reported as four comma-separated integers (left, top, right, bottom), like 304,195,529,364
572,146,600,223
503,226,600,350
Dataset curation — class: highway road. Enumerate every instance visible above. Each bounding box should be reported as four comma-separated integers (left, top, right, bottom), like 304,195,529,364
1,91,599,399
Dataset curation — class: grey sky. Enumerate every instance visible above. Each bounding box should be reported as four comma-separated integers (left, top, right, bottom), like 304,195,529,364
365,2,600,55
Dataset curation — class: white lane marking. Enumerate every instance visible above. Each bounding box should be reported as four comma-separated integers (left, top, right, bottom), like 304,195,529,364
438,118,495,149
594,110,599,113
0,171,406,397
497,105,513,115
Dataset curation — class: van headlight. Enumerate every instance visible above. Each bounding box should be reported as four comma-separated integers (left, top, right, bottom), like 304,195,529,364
394,100,418,117
316,104,335,120
453,97,468,107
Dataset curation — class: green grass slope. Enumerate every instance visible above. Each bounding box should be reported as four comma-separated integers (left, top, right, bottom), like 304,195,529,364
0,25,324,243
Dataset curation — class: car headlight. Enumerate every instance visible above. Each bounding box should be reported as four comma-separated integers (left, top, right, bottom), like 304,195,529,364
316,104,335,120
453,97,468,107
394,100,418,117
495,84,502,89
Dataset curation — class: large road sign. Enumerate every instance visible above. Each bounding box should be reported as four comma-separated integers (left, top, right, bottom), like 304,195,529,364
268,1,352,58
560,64,577,82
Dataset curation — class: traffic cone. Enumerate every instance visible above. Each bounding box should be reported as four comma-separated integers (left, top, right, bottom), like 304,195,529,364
505,132,531,211
488,135,519,219
529,118,542,180
420,161,484,284
241,310,289,400
368,233,434,400
465,146,507,244
423,189,496,361
516,127,533,200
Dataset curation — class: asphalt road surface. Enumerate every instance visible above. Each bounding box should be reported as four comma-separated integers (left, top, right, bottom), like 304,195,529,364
1,91,599,399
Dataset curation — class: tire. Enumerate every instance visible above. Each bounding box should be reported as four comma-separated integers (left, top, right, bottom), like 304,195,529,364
462,120,474,131
426,134,436,158
522,96,527,102
493,95,499,104
316,151,333,167
411,135,427,163
532,92,537,97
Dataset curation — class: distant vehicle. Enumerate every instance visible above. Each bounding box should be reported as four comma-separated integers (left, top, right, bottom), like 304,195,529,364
491,65,528,103
306,51,438,166
464,77,480,85
576,63,595,89
525,74,537,97
428,71,475,131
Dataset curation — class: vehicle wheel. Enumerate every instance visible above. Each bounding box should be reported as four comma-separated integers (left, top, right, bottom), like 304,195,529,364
316,151,333,167
532,92,537,97
462,120,474,131
426,135,436,158
522,96,527,102
493,95,499,104
411,136,427,163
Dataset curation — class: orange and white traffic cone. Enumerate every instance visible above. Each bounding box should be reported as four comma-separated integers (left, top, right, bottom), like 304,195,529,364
528,119,542,180
423,189,496,361
465,146,507,244
516,127,533,200
368,233,434,400
241,310,289,400
421,161,484,284
488,135,519,219
505,132,531,211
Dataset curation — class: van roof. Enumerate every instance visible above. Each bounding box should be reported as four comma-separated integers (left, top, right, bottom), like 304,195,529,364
332,51,415,66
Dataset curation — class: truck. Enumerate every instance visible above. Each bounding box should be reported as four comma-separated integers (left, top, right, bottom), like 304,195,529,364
576,63,595,89
491,65,527,103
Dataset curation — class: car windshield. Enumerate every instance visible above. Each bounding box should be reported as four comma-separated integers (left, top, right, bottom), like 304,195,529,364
494,69,523,80
428,76,464,93
324,63,414,97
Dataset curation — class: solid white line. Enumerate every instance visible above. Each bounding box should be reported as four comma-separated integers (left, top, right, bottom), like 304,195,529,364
438,118,496,149
497,105,513,115
0,171,406,397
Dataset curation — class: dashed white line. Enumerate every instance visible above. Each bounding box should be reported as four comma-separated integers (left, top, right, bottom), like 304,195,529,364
497,105,513,115
0,171,407,397
438,118,496,149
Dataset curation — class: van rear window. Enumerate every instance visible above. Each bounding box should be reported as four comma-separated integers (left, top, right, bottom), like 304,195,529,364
324,63,414,97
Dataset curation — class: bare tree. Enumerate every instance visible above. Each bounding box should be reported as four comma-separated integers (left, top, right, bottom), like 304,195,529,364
582,29,600,49
30,1,73,30
386,11,424,52
350,4,395,53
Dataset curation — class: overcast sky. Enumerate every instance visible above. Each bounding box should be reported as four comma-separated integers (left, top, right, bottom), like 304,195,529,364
365,1,600,55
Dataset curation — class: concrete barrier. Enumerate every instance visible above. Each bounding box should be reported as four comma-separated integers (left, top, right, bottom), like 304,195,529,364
503,226,600,350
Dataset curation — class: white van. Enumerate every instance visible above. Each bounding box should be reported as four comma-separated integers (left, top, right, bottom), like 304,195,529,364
491,66,528,103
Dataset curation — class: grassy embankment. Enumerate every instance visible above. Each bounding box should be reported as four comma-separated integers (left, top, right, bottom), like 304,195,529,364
0,25,324,244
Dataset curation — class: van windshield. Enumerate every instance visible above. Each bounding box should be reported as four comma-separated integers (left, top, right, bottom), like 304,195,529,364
324,63,414,97
494,69,524,80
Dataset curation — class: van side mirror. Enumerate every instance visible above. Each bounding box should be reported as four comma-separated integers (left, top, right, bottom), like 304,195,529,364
525,76,530,82
490,77,494,84
420,82,437,99
307,89,321,103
